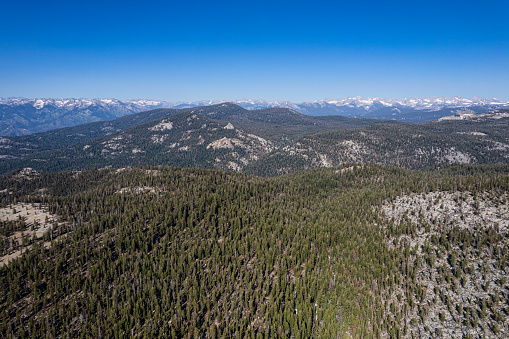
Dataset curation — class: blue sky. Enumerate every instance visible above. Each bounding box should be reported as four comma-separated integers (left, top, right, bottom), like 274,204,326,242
1,0,508,101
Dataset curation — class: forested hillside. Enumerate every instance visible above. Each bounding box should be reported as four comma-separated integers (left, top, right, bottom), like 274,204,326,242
0,103,396,174
2,106,509,177
2,97,508,136
0,164,508,338
247,116,509,176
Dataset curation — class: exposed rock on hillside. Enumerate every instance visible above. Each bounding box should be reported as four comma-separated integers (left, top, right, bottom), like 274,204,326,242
380,191,509,338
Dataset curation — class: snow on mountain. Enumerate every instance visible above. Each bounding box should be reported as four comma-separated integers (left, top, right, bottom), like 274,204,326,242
294,96,508,112
0,97,166,111
1,96,508,136
216,96,509,115
1,96,507,112
0,98,171,136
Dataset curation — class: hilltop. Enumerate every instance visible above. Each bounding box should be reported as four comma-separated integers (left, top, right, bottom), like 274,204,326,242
1,103,508,176
2,96,508,136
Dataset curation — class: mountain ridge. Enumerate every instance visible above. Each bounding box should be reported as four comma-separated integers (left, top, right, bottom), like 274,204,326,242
0,103,398,174
2,96,509,136
1,102,508,176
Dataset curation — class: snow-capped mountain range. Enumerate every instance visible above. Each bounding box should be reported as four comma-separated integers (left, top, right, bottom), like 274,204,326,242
229,96,509,112
1,96,508,136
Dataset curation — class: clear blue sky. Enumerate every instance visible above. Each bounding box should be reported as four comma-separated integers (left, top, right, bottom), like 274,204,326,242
1,0,508,101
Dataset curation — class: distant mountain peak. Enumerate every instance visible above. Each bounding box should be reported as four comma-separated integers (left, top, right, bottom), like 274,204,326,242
2,96,509,136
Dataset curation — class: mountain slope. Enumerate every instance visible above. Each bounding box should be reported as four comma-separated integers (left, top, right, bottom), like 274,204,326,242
0,108,185,159
1,104,509,176
2,96,508,136
0,110,277,173
0,98,170,136
0,103,395,167
245,111,509,176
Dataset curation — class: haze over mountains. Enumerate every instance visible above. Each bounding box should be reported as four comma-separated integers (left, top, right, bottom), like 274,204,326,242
2,96,509,136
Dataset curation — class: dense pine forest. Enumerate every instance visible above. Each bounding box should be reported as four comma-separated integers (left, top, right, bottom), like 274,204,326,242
0,164,508,338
